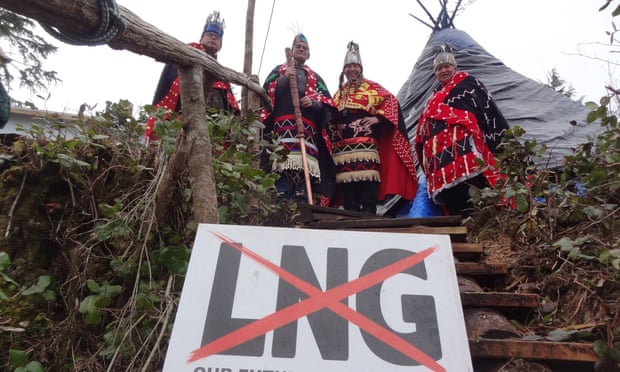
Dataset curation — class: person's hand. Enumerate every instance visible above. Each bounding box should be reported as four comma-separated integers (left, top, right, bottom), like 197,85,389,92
285,65,295,78
300,96,313,108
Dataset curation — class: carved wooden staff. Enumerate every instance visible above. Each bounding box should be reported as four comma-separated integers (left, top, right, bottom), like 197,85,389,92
285,47,314,205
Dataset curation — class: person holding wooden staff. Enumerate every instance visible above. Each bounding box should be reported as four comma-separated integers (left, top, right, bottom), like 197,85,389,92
260,33,336,205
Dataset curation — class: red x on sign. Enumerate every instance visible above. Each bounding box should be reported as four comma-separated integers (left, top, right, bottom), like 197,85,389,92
188,231,445,372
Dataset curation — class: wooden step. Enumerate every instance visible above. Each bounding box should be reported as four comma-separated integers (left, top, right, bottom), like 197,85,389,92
452,242,484,260
303,221,469,241
452,242,484,254
460,292,539,308
456,262,508,276
469,339,597,362
294,203,597,369
347,225,468,236
298,205,470,242
298,204,377,222
298,204,463,226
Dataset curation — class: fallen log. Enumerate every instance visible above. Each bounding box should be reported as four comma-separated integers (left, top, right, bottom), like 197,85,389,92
0,0,272,111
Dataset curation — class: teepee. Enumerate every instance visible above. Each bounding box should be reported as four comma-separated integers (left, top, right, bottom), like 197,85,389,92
398,1,602,169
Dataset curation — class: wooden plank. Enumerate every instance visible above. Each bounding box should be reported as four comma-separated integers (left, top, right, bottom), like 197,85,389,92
452,243,483,261
460,292,539,308
456,262,508,275
452,242,484,254
310,217,464,229
325,225,468,235
469,339,598,362
297,204,372,222
298,205,464,226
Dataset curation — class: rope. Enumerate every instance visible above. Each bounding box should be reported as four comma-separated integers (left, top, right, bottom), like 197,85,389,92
257,0,276,76
40,0,126,46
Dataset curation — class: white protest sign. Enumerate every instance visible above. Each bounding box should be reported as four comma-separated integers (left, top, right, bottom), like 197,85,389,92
163,224,472,372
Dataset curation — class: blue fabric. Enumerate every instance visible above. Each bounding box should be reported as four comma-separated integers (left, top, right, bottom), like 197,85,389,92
204,23,223,37
293,33,308,45
407,174,444,217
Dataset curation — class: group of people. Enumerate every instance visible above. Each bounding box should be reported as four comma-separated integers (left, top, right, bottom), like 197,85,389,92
147,10,509,217
259,36,417,214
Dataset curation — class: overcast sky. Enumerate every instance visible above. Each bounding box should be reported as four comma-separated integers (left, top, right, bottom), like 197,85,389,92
5,0,617,115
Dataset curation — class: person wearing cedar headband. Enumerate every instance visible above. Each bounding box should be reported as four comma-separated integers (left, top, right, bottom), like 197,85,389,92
415,51,509,216
145,10,239,141
327,41,417,214
260,33,336,205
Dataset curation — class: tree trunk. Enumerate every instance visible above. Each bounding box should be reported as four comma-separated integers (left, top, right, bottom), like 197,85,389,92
178,65,219,225
154,66,218,225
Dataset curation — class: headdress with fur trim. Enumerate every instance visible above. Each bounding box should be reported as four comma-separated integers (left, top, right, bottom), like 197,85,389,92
343,41,362,68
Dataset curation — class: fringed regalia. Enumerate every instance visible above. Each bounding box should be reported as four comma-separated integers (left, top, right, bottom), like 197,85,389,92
415,71,508,203
260,63,335,185
330,79,417,201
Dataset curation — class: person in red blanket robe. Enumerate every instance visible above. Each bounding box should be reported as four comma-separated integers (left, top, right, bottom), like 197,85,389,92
415,51,509,216
144,10,239,141
327,41,418,214
260,33,336,205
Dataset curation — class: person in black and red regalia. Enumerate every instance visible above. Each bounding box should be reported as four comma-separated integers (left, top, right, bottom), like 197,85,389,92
327,41,418,215
145,10,240,141
260,33,337,205
415,51,509,216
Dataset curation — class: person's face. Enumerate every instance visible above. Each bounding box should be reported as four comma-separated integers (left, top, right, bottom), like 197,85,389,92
292,41,309,64
200,31,222,56
344,63,362,83
434,63,456,86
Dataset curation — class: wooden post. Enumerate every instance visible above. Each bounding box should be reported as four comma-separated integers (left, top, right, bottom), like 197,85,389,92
155,66,219,225
241,0,256,113
180,66,219,224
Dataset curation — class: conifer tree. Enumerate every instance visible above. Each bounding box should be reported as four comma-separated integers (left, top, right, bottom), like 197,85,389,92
0,9,60,107
546,67,577,99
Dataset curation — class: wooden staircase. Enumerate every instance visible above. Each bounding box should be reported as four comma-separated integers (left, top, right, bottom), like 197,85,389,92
297,205,598,371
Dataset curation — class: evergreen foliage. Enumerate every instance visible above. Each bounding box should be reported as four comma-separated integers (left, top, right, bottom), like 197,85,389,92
0,9,60,107
0,103,290,370
470,92,620,368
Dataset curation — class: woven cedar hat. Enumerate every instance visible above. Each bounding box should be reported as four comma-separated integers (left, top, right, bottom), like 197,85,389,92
433,52,457,70
292,33,308,48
